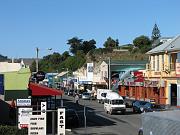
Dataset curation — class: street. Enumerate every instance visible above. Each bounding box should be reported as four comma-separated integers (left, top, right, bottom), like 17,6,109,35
61,95,142,135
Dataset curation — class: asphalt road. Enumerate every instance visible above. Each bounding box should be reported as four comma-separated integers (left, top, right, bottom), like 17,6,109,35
60,95,142,135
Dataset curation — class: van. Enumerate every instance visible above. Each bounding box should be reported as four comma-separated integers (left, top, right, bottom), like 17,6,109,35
104,92,126,115
97,89,112,104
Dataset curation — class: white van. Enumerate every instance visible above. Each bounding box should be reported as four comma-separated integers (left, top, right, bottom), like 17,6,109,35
104,92,126,115
97,89,112,104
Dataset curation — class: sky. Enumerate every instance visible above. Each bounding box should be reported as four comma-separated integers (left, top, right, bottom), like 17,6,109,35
0,0,180,58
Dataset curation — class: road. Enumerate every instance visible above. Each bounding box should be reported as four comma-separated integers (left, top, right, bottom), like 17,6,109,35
61,95,142,135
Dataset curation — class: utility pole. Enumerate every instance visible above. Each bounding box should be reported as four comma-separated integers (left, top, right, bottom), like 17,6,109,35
35,47,52,73
36,47,39,73
108,57,111,90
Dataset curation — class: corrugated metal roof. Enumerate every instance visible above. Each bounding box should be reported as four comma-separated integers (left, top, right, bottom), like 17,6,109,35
147,35,180,54
104,60,148,65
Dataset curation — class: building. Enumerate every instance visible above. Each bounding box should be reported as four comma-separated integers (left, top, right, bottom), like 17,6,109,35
0,60,31,101
145,35,180,106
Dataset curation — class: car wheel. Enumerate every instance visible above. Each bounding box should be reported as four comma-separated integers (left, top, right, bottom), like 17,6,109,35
138,130,143,135
140,107,144,113
122,110,126,115
109,109,113,115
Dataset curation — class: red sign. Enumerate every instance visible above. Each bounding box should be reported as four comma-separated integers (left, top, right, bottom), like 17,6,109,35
133,71,144,82
20,124,28,128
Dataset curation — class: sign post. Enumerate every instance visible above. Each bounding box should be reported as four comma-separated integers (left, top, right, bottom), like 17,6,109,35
57,108,65,135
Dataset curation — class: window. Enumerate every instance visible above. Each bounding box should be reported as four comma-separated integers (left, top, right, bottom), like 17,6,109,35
162,55,164,70
157,55,159,71
111,100,124,105
152,56,155,70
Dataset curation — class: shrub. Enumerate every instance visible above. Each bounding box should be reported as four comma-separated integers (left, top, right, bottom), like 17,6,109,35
0,125,28,135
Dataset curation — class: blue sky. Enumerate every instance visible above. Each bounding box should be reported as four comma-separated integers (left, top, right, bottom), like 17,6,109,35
0,0,180,58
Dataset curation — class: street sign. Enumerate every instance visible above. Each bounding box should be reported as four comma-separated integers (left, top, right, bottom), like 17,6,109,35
17,99,31,107
18,108,32,129
41,102,46,115
28,115,46,135
57,108,65,135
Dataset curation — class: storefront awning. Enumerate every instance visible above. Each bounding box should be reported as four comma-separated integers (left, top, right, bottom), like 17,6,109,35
28,82,63,96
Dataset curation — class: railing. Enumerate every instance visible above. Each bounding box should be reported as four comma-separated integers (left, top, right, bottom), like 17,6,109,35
170,63,175,71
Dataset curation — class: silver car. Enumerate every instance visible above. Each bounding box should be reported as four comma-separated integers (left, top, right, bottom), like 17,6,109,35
82,92,91,100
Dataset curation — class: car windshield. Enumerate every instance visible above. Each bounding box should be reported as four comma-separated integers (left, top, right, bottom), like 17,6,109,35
144,103,152,108
101,93,107,97
83,93,90,95
139,101,148,105
112,100,124,105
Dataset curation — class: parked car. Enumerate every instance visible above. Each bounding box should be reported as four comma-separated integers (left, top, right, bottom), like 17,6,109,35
66,109,79,129
67,89,74,96
132,100,149,113
82,92,91,100
141,102,165,112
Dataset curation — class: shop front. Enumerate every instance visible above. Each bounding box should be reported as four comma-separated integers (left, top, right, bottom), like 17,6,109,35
144,80,166,104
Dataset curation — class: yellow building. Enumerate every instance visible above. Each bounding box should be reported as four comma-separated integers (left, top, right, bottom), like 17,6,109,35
145,35,180,106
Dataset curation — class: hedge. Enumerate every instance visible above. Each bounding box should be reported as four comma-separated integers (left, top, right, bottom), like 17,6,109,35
0,125,28,135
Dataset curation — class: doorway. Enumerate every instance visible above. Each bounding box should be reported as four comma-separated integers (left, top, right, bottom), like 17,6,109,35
171,84,177,106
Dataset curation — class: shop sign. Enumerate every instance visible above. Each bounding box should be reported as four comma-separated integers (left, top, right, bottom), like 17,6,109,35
133,71,144,82
34,71,46,81
28,115,46,135
144,80,165,87
18,108,32,129
17,99,31,106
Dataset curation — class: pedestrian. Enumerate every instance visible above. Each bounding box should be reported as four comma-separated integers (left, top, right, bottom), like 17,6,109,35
75,94,79,105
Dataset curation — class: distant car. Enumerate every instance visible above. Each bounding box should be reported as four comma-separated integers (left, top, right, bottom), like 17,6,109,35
66,109,79,129
82,92,91,100
68,89,74,96
132,100,149,113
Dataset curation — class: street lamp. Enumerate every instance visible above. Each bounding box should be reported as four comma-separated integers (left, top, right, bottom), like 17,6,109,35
36,47,52,72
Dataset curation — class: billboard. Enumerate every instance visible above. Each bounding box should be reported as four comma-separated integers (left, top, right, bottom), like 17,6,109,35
87,63,93,81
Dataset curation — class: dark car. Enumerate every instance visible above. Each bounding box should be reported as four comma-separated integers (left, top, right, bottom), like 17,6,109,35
66,109,79,129
132,100,149,113
142,102,165,112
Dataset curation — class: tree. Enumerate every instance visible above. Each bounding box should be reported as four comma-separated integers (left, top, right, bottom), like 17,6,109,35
67,37,83,55
103,37,119,48
151,23,161,41
133,35,151,53
62,51,70,61
30,60,36,72
82,39,96,54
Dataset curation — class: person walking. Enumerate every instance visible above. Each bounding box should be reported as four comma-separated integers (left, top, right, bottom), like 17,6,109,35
75,94,79,105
